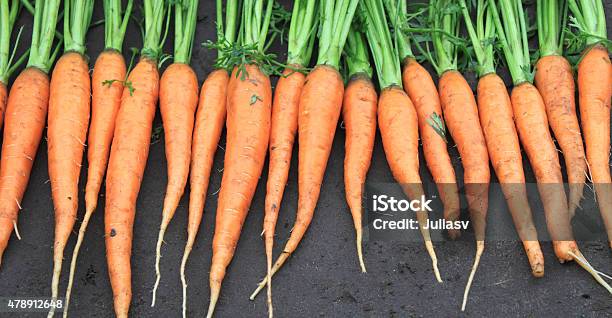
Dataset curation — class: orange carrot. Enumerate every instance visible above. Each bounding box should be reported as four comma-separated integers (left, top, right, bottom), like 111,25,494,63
261,66,303,297
0,0,60,267
378,86,442,282
535,55,586,216
152,63,198,305
105,1,167,315
425,2,490,297
207,1,278,316
0,67,50,265
388,1,461,240
340,28,376,273
66,0,133,312
342,74,376,273
46,3,95,314
151,0,200,306
208,64,272,316
47,50,91,317
105,57,159,318
402,58,461,239
439,70,490,241
578,45,612,248
181,69,228,312
535,0,586,217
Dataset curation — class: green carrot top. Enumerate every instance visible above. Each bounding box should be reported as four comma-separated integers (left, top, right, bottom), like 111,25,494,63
238,0,274,51
383,0,414,62
26,0,62,73
317,0,360,69
344,26,373,79
567,0,608,47
460,0,496,77
211,0,278,76
361,0,403,89
537,0,568,57
489,0,533,85
63,0,95,54
427,0,463,76
173,0,199,64
0,0,23,83
141,0,170,61
287,0,317,66
103,0,133,52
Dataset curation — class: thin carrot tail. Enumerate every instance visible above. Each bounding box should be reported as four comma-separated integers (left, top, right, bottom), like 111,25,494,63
250,252,290,300
63,207,95,318
180,233,195,318
207,280,221,318
461,240,485,311
49,243,66,318
356,226,366,273
151,220,169,307
415,211,442,283
568,249,612,294
264,225,273,317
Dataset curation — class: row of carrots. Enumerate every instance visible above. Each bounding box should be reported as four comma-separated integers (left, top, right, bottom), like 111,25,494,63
0,0,610,317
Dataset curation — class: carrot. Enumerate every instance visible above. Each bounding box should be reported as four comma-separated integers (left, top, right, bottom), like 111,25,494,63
491,0,611,293
0,0,25,131
46,2,94,317
459,0,544,310
568,0,612,248
65,1,133,315
151,0,199,308
363,0,443,282
249,0,362,304
207,1,275,316
387,0,462,240
418,0,491,291
535,0,586,217
104,1,168,316
180,1,237,317
252,2,317,313
0,0,60,267
578,46,612,248
341,29,376,273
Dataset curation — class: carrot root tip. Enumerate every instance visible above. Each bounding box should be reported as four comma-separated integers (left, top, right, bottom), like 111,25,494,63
64,210,94,318
568,250,612,294
424,240,442,283
180,241,193,318
152,226,168,307
13,221,21,240
356,228,366,273
207,285,220,318
461,241,485,312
